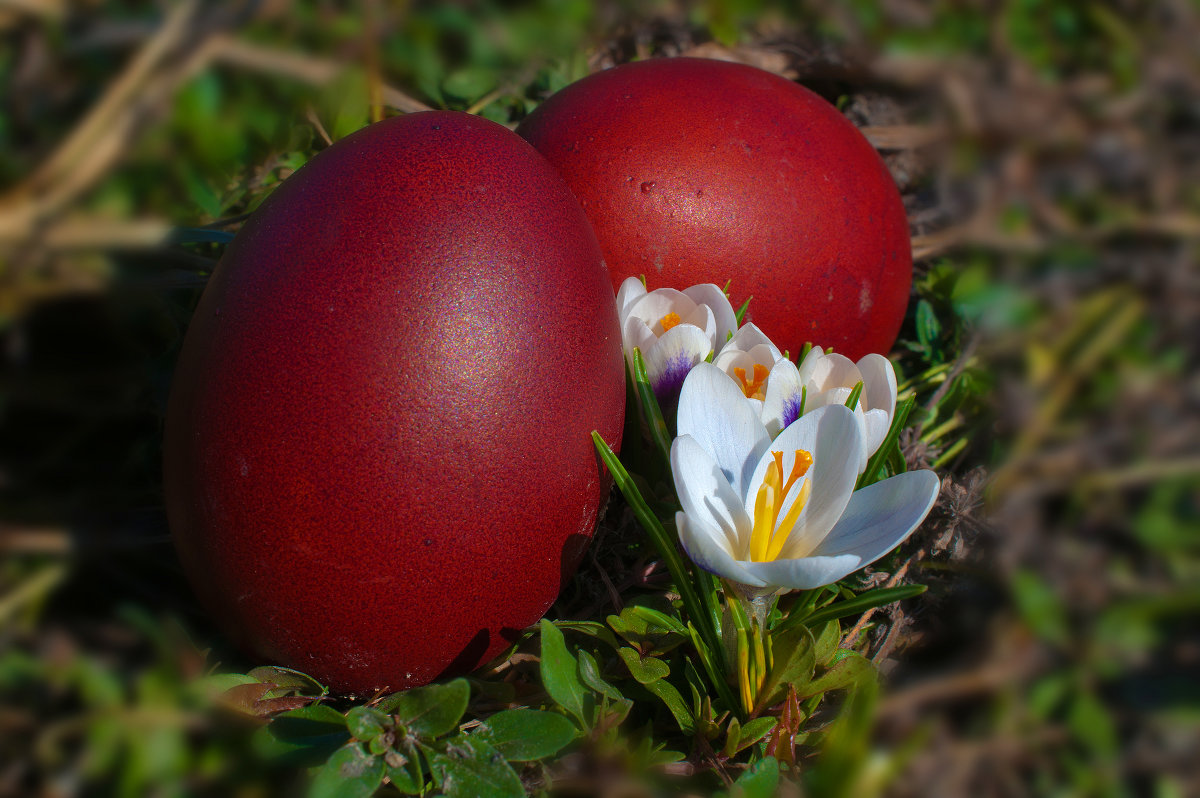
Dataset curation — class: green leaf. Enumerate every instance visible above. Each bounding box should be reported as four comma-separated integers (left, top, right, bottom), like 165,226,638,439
858,395,917,488
430,734,525,798
796,652,874,700
475,709,576,761
577,650,624,701
308,743,384,798
753,625,817,715
539,619,588,728
384,747,424,795
916,299,941,349
442,67,497,103
1012,570,1070,645
345,706,389,741
642,676,695,735
246,665,326,695
631,347,673,466
735,717,778,753
617,647,670,684
787,584,928,631
844,381,864,411
591,432,725,675
386,678,470,740
812,620,841,667
256,704,350,767
722,715,742,757
553,620,621,651
734,756,780,798
734,295,753,325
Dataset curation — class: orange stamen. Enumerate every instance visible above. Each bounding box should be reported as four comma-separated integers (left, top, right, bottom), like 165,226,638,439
659,312,681,332
733,362,771,400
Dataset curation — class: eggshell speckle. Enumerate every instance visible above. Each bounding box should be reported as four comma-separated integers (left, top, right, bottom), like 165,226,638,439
517,57,912,361
164,112,624,694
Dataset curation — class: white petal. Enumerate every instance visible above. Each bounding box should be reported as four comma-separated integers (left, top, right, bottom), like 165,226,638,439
738,552,864,591
796,346,825,384
745,405,860,559
680,302,717,346
621,316,658,364
627,288,696,331
862,408,891,458
857,353,897,419
670,436,752,556
809,470,941,564
761,358,804,438
675,512,766,588
809,352,861,393
682,284,737,351
616,276,647,322
643,323,711,399
723,323,781,360
676,362,770,499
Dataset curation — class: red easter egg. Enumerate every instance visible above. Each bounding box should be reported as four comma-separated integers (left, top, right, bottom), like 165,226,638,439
164,111,624,694
517,57,912,361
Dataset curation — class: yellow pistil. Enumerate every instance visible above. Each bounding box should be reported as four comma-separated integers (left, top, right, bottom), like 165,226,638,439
733,363,771,400
747,449,813,562
658,312,681,332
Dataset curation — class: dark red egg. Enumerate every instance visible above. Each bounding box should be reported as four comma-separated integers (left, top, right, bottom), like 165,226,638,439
164,111,624,695
517,57,912,361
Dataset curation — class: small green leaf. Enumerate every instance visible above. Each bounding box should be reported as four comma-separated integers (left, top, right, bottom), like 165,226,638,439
858,395,917,488
383,745,424,795
734,756,780,798
753,625,817,715
812,620,841,667
431,734,525,798
475,709,576,761
916,299,941,349
577,650,624,701
256,704,349,767
246,665,327,695
735,717,778,753
345,706,389,741
540,619,588,728
308,743,384,798
386,679,470,740
844,381,864,411
734,295,753,325
617,647,670,684
642,676,695,735
796,652,874,700
631,347,673,466
722,716,742,758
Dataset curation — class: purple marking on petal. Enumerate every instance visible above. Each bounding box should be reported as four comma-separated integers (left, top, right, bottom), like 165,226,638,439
653,352,696,402
652,352,697,425
781,391,805,429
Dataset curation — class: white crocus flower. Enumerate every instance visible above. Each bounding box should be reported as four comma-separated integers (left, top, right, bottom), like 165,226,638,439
616,277,737,402
712,323,785,414
670,363,939,596
796,348,898,471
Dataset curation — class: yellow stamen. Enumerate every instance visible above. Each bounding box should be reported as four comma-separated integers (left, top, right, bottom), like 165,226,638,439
658,312,681,332
748,449,814,562
732,362,771,400
749,458,782,562
765,477,810,561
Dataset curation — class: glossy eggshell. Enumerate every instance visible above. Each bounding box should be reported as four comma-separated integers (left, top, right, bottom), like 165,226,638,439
164,111,624,695
517,57,912,361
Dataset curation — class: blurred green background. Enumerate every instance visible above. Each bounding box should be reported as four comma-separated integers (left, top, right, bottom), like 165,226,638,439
1,1,1197,796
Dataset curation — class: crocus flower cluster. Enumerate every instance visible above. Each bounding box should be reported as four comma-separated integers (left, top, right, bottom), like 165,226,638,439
619,279,940,596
